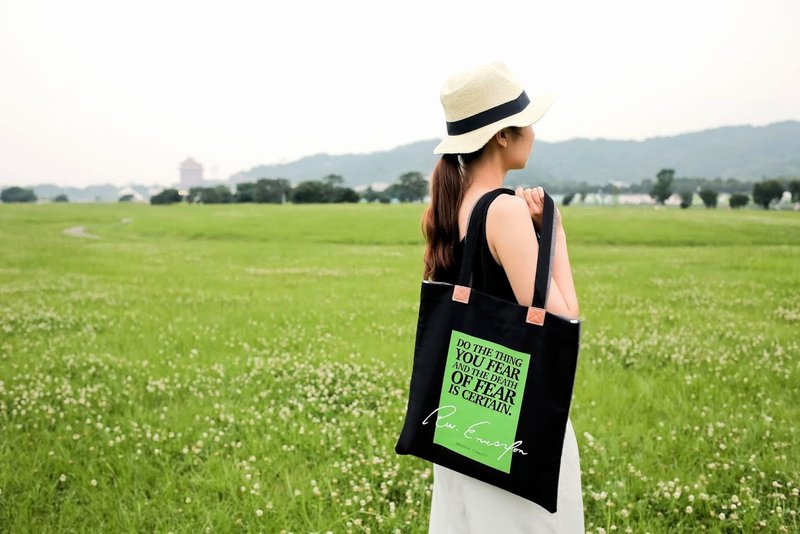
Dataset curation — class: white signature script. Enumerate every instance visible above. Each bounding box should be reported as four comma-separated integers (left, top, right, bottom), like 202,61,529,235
422,405,528,460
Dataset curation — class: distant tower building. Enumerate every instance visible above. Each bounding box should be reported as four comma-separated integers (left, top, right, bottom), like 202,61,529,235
179,158,204,188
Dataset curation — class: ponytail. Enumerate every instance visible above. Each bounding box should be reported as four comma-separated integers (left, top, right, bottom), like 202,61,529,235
421,153,464,281
420,127,518,280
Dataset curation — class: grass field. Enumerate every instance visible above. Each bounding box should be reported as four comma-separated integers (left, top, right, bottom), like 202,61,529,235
0,201,798,533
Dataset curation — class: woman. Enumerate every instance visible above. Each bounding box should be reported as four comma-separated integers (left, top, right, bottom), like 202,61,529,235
421,61,584,532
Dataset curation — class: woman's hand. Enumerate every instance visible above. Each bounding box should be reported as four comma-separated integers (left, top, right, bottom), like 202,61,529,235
515,186,562,233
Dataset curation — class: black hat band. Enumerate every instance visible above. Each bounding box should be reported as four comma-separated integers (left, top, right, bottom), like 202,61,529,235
445,90,530,136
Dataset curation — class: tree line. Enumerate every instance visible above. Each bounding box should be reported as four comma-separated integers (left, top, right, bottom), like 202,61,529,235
0,187,68,203
149,172,428,205
557,174,771,196
2,169,798,209
640,169,798,209
556,171,800,209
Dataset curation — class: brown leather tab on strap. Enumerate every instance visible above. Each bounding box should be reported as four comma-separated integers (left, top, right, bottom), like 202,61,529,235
526,306,545,325
452,285,471,304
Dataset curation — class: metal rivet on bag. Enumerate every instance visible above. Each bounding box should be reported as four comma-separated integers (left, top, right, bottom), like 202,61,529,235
452,285,471,303
526,306,545,325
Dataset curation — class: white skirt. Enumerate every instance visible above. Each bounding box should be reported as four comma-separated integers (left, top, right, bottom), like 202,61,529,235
429,418,585,534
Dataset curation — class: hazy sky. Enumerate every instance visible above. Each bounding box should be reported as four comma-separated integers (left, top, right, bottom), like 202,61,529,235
1,0,798,187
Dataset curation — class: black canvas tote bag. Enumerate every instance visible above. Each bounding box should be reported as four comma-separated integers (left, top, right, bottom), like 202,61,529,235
395,187,581,513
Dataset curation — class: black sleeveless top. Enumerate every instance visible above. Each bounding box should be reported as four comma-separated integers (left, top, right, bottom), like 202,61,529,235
433,187,518,305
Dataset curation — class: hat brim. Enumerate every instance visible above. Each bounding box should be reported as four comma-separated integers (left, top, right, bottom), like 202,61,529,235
433,94,555,155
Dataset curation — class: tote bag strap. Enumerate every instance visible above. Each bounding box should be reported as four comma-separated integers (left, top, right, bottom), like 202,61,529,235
456,187,557,312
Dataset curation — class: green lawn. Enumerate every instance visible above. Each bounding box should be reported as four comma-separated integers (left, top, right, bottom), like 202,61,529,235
1,201,798,533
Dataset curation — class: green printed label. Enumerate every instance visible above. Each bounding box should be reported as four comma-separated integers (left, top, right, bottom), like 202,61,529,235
427,330,531,472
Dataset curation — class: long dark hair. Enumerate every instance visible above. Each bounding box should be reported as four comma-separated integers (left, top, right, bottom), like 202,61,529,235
421,126,524,280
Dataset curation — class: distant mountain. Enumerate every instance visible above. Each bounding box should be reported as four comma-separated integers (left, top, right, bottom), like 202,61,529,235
229,140,440,190
5,121,798,202
230,120,800,188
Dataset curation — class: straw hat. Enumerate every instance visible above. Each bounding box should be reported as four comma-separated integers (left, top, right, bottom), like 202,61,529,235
433,61,554,155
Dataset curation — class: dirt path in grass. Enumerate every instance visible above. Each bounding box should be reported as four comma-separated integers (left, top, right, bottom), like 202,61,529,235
63,226,101,239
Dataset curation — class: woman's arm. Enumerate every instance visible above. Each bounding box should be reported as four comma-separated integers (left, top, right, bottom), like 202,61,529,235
548,228,579,319
515,186,579,319
486,195,578,320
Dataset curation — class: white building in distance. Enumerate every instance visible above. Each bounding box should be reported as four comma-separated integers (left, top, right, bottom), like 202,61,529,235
179,158,204,188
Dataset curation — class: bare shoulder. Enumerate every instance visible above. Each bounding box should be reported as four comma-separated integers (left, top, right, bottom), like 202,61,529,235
486,194,532,236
